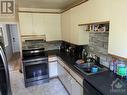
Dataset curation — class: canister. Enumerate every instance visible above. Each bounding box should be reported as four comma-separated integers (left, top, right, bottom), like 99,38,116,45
117,64,126,77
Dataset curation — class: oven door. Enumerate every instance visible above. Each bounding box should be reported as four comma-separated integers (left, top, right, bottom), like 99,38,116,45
83,80,103,95
23,59,49,82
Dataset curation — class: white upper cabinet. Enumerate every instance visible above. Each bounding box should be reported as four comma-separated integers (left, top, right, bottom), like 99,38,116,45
43,14,61,41
61,11,71,42
19,13,61,41
32,13,45,35
61,0,110,45
108,0,127,58
19,13,33,35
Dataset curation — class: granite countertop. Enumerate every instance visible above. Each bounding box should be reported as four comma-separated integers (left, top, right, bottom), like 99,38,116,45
46,50,127,95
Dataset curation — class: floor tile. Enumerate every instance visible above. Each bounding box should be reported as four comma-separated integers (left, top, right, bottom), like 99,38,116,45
9,71,69,95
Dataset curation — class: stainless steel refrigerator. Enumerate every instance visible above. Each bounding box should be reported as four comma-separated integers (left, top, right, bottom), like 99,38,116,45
0,46,12,95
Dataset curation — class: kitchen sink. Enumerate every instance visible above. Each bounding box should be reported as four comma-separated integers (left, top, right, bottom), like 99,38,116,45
74,63,108,76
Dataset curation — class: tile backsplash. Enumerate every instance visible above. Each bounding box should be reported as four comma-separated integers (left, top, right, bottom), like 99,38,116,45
22,40,61,51
89,32,127,67
88,32,111,67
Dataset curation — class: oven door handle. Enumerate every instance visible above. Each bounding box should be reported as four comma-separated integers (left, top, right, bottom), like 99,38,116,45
24,60,48,66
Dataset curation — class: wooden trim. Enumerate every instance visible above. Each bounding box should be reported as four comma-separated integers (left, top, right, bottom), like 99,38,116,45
109,53,127,60
18,11,60,14
78,21,110,26
61,0,89,13
18,0,88,14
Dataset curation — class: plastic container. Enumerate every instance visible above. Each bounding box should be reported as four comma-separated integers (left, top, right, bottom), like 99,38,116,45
117,63,126,77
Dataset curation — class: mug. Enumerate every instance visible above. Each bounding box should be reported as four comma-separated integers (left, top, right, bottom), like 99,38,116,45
91,67,98,73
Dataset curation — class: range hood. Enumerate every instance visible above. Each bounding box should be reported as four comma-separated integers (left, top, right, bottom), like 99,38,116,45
21,35,46,42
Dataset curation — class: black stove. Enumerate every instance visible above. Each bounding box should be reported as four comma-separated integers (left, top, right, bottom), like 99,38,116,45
22,48,49,87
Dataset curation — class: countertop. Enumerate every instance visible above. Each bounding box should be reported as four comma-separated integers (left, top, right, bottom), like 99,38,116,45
46,50,127,95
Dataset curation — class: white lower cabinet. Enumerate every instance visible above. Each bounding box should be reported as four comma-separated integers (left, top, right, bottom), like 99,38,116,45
67,73,72,94
49,61,58,78
71,78,83,95
48,57,58,78
57,59,83,95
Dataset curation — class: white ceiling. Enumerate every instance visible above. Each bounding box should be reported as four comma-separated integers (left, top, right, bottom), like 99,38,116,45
18,0,83,9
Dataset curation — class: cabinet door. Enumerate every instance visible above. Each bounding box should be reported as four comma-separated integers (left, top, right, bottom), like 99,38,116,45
108,0,127,58
71,78,83,95
43,14,61,41
33,13,45,35
61,11,71,42
65,71,72,94
57,63,64,82
19,13,33,35
57,62,71,94
49,61,58,78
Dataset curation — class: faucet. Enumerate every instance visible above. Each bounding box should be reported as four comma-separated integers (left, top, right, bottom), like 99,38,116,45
86,55,100,65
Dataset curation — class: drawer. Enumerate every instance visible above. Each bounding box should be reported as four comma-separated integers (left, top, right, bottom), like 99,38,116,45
57,57,83,86
70,70,83,87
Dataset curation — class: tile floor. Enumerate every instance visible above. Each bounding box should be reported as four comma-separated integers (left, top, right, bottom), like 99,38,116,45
8,52,21,71
10,71,69,95
8,52,69,95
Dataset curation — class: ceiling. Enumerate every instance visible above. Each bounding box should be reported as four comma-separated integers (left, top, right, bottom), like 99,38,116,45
18,0,85,10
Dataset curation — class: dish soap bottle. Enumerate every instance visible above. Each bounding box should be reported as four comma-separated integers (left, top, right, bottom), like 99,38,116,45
113,60,117,74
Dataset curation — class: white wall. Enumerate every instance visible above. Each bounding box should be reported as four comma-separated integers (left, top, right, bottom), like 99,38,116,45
2,25,9,47
9,24,20,53
5,25,13,61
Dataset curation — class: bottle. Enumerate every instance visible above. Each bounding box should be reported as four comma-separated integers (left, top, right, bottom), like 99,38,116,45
113,60,117,73
82,49,88,61
110,61,114,71
117,62,126,77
